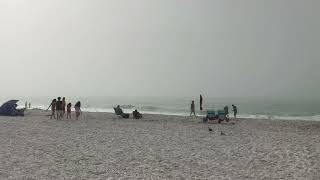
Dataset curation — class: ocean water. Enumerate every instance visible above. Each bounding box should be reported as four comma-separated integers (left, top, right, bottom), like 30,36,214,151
1,96,319,121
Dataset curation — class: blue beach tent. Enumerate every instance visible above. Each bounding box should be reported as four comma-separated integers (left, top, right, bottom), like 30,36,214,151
0,100,24,116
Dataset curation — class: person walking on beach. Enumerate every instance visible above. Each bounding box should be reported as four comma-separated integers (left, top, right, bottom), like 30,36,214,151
56,97,63,120
61,97,66,118
224,105,229,118
200,95,203,111
74,101,81,120
190,100,196,116
28,102,31,109
66,103,72,119
232,104,238,119
47,99,57,119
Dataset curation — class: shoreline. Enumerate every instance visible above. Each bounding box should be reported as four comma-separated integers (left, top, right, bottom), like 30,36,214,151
27,109,320,122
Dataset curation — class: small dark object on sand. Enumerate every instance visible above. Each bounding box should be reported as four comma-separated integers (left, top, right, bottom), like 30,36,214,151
208,127,213,131
220,131,226,135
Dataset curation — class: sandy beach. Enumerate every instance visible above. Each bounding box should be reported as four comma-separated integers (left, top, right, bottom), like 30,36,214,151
0,110,319,180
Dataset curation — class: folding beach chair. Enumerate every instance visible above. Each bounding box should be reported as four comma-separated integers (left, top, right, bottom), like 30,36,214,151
203,110,218,123
207,110,216,120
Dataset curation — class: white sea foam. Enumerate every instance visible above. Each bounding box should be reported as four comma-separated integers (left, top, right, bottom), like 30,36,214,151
238,114,320,121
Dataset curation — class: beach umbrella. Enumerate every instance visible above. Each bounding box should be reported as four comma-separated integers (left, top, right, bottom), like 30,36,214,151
0,100,19,116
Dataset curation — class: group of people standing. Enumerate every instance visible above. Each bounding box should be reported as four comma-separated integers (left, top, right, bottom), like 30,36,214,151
190,95,238,119
48,97,82,120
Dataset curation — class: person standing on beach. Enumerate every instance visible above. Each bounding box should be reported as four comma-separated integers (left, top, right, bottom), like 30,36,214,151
232,104,238,119
190,100,196,116
74,101,81,120
47,99,57,119
61,97,66,118
56,97,63,120
25,101,28,109
200,95,203,111
29,102,31,109
224,105,229,117
66,103,72,119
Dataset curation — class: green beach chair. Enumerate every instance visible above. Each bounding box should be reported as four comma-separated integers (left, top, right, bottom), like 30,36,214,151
203,110,218,123
207,110,216,120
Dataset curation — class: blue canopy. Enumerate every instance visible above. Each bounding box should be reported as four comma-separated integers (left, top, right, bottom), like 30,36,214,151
0,100,20,116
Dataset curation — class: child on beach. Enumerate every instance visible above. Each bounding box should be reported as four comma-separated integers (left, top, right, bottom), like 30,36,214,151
74,101,81,120
47,99,57,119
66,103,72,119
190,101,196,116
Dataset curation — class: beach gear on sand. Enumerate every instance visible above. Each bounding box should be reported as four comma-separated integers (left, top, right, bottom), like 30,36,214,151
0,100,25,116
206,110,216,120
204,110,219,123
205,109,229,123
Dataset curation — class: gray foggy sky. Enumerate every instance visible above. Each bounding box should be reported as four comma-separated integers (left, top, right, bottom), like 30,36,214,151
0,0,319,98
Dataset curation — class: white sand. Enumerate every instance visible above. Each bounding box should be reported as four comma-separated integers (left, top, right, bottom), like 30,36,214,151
0,110,319,180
